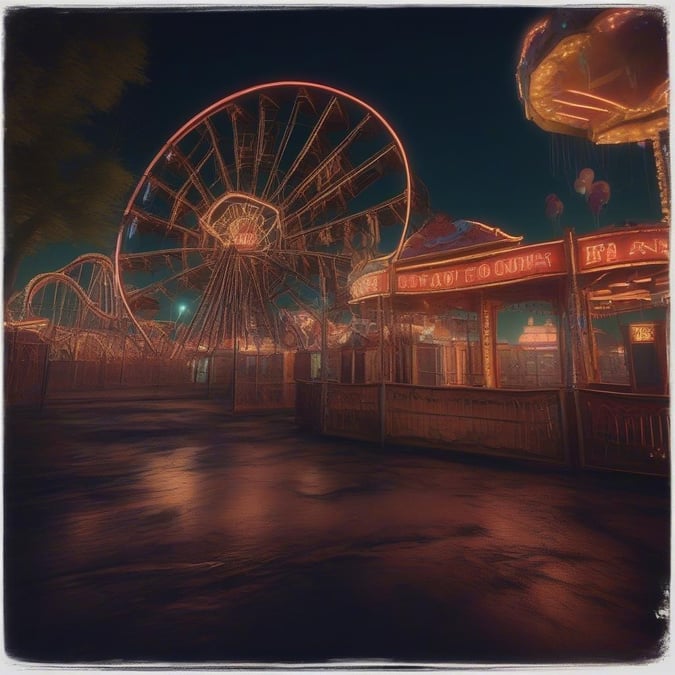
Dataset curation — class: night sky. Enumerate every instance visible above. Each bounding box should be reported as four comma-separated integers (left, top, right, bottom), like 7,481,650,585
11,3,664,290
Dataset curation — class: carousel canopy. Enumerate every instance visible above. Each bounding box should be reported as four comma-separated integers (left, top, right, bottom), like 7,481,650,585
517,8,668,144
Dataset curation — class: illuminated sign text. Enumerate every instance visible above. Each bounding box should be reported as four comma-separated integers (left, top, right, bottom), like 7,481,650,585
396,242,565,293
578,229,669,271
350,270,389,300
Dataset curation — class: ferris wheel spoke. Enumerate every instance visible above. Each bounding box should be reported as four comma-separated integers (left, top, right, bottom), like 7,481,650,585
269,250,351,262
249,252,315,289
285,192,407,244
203,118,235,193
188,145,219,197
267,95,341,203
166,144,213,206
271,285,321,323
250,94,278,196
125,259,214,301
228,104,247,192
240,257,278,343
198,262,229,349
147,176,204,219
279,113,373,212
260,95,302,201
127,208,202,241
285,143,398,225
118,248,214,272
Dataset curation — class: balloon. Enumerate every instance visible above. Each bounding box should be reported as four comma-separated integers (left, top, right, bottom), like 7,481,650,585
574,177,587,195
578,168,595,196
592,180,611,200
579,168,595,183
588,191,606,217
545,194,563,220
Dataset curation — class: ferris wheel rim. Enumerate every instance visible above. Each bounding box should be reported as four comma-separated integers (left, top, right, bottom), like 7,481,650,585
120,81,412,227
114,80,415,353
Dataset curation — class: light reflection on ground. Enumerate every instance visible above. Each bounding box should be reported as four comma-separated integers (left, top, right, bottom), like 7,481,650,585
4,392,670,665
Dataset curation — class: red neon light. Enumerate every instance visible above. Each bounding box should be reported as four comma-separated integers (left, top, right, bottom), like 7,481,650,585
395,242,566,294
577,228,669,271
350,270,390,300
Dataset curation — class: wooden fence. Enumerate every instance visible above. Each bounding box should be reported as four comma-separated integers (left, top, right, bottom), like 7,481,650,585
4,336,49,406
6,336,296,412
324,383,381,441
296,381,670,474
385,384,566,462
576,389,670,476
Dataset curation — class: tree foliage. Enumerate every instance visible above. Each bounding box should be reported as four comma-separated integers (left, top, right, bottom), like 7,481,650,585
4,9,148,295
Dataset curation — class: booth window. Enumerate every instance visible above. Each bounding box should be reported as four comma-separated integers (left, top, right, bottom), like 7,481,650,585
496,301,562,388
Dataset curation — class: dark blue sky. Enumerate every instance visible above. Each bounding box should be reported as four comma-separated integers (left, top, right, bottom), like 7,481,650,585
15,5,663,289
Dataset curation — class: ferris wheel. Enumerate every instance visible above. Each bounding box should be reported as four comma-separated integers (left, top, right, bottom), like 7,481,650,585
114,81,414,355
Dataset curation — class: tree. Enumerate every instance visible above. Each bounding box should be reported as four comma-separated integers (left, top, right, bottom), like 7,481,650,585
4,9,148,297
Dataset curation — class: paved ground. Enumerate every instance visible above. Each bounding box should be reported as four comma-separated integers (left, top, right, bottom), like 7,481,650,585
3,391,671,668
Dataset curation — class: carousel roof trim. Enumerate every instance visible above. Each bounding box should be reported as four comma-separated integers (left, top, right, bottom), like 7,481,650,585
396,216,523,265
517,7,668,145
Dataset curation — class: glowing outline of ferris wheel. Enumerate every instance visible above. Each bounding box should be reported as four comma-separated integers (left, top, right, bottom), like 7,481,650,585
114,81,414,354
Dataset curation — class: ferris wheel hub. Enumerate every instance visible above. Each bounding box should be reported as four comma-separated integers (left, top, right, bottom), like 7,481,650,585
202,192,280,253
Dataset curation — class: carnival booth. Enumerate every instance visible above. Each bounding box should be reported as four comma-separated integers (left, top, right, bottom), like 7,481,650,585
296,210,669,476
342,215,577,465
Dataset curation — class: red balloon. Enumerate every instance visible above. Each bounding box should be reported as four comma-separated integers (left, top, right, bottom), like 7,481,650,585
588,190,607,216
545,195,563,219
592,180,611,199
579,168,595,183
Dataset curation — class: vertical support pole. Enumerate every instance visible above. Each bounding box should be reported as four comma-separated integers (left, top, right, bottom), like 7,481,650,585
231,308,239,413
652,133,670,224
119,330,127,385
562,228,587,469
563,228,591,386
206,355,212,400
377,294,386,446
480,293,496,388
319,266,328,434
319,266,328,381
387,296,395,384
39,343,50,411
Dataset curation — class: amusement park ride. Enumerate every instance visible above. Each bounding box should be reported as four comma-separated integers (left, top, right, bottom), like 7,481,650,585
5,8,670,475
6,82,420,368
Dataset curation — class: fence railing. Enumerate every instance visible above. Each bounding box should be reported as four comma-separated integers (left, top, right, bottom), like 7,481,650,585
576,388,670,476
385,384,566,462
45,358,194,393
324,382,381,441
4,338,49,406
296,381,671,474
5,334,200,406
8,338,670,476
234,381,296,411
296,381,567,463
295,381,323,433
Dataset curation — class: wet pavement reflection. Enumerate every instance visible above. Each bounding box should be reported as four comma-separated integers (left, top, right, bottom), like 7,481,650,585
4,392,670,665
